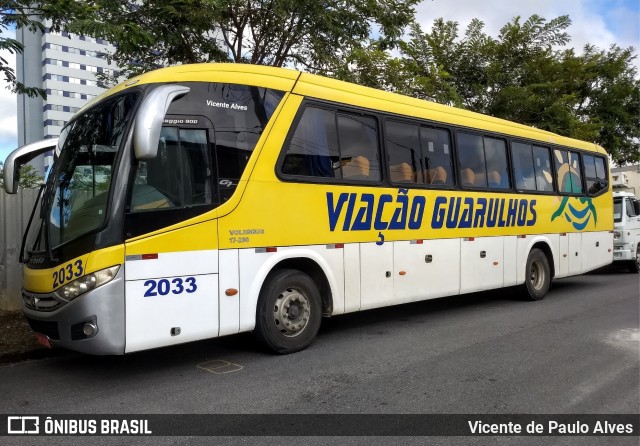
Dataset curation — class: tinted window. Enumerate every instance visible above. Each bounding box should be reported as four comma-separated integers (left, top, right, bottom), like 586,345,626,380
626,198,637,217
457,132,508,189
385,121,421,183
131,127,212,212
512,142,553,192
163,82,284,192
512,142,535,190
614,198,622,222
420,127,454,186
281,107,340,178
457,133,486,187
281,106,381,182
337,114,381,181
532,146,553,192
554,149,583,194
484,137,509,189
583,154,608,196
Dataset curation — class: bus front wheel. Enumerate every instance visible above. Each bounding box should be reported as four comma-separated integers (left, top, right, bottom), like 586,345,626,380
522,248,551,301
255,269,322,354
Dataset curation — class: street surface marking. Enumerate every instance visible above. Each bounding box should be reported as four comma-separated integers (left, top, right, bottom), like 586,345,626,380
197,359,243,374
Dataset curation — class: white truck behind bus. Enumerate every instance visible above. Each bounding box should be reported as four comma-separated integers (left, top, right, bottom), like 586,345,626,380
613,190,640,273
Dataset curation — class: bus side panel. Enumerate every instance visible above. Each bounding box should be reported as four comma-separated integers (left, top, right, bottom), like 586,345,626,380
219,249,240,336
503,236,518,287
393,238,461,304
581,231,613,273
568,233,582,275
460,236,504,294
557,234,569,278
124,220,219,353
237,246,345,333
360,242,394,311
124,253,219,353
343,243,361,313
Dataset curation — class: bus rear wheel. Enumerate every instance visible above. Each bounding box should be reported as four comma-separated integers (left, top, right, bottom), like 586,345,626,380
522,248,551,301
255,269,322,354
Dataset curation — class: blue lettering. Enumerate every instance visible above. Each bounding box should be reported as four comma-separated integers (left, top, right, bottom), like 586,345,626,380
527,200,537,226
446,197,461,229
517,199,528,226
497,199,507,227
343,193,357,231
327,192,348,231
473,198,487,228
487,199,499,227
459,197,474,229
432,196,447,229
351,194,375,230
408,196,426,230
505,199,518,227
389,193,409,230
374,194,392,230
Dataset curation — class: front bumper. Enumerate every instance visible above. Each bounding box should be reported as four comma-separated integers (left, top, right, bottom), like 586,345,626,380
22,267,126,355
613,246,634,262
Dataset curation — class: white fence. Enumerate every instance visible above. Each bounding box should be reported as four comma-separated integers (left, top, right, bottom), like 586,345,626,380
0,189,39,310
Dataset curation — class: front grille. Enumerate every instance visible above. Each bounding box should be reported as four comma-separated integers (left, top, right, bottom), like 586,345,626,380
25,317,60,340
22,292,64,312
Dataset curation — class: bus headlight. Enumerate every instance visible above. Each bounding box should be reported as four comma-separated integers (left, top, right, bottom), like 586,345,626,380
613,231,621,240
54,265,120,301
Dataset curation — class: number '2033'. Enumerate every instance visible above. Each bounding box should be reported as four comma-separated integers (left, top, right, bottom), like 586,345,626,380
143,277,197,297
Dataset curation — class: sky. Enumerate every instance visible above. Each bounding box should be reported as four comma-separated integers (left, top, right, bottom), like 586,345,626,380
1,0,639,163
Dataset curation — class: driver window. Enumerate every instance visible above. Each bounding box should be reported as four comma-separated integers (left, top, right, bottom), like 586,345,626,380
130,127,212,212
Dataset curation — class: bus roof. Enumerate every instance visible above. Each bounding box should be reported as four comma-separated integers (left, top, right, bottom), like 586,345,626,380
84,63,606,156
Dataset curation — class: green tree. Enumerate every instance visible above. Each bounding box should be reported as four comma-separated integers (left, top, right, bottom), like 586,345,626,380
1,1,94,97
392,15,640,165
0,161,43,189
64,0,420,83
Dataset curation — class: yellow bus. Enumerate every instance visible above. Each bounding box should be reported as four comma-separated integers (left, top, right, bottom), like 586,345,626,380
4,63,613,355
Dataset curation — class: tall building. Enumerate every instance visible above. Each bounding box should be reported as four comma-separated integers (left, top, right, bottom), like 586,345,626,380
16,23,121,173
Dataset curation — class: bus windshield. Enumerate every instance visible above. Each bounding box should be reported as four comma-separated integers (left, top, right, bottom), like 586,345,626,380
25,92,139,256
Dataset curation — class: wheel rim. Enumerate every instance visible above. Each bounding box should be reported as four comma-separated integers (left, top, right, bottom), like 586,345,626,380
529,259,545,291
273,288,311,337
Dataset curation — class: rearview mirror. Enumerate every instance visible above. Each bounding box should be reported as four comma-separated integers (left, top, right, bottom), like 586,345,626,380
3,138,58,194
133,84,190,159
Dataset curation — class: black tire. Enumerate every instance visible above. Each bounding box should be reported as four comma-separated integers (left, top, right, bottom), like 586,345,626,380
521,248,551,301
628,244,640,273
254,269,322,354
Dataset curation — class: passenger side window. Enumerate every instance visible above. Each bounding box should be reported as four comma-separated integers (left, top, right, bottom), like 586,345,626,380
511,141,553,192
532,146,553,192
420,127,454,186
281,107,340,178
384,120,454,186
583,154,608,196
484,137,509,189
457,132,509,189
130,127,212,212
385,120,421,183
337,114,381,181
281,106,381,182
457,133,485,187
554,149,583,194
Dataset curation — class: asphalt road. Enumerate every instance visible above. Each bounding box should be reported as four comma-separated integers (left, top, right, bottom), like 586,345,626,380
1,266,638,445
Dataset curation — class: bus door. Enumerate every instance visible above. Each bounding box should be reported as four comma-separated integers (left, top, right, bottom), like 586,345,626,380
123,117,220,352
